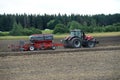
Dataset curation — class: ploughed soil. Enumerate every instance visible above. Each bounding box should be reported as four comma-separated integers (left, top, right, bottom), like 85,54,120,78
0,36,120,80
0,50,120,80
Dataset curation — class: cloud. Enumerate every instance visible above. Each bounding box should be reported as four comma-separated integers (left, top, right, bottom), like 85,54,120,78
0,0,120,15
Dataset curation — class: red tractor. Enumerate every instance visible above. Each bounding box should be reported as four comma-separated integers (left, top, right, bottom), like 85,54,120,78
62,29,99,48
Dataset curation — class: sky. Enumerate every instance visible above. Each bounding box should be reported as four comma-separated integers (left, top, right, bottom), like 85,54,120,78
0,0,120,15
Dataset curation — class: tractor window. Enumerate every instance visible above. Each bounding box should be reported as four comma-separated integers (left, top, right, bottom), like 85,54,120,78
77,31,81,38
71,31,76,37
71,31,82,38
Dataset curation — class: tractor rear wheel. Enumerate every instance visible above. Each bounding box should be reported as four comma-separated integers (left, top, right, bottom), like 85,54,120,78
29,46,35,51
87,38,96,48
70,38,81,48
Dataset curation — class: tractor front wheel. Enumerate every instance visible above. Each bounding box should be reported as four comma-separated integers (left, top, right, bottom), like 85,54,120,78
87,39,96,48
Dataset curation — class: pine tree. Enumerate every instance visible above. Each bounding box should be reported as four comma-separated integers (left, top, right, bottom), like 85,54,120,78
10,22,23,36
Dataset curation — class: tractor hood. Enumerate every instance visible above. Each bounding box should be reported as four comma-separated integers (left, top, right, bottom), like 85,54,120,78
85,35,93,40
85,35,99,44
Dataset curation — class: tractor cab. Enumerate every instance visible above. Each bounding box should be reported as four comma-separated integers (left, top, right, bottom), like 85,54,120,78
70,29,85,40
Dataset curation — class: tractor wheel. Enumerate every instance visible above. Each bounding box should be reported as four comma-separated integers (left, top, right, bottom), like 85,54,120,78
70,38,81,48
87,38,96,48
29,46,35,51
52,46,56,50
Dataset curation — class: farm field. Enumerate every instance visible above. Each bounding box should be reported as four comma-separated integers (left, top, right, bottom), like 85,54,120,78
0,35,120,80
0,49,120,80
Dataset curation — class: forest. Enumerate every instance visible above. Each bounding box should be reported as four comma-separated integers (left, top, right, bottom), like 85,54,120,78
0,13,120,35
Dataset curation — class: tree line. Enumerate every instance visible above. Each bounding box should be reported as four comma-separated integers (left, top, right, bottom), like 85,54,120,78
0,14,120,32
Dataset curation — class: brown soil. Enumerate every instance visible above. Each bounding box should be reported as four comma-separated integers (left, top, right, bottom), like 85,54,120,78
0,36,120,80
0,50,120,80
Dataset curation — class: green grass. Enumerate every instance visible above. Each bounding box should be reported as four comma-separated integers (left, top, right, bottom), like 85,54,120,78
0,36,29,40
54,33,69,39
0,32,9,36
0,32,120,40
87,32,120,37
54,32,120,38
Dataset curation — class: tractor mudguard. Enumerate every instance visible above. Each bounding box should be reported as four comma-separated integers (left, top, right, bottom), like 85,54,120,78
64,36,80,41
63,36,81,48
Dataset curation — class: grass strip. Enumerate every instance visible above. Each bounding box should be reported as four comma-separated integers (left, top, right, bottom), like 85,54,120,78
0,32,120,40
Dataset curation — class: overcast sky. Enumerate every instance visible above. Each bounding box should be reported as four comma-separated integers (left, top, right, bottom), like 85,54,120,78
0,0,120,15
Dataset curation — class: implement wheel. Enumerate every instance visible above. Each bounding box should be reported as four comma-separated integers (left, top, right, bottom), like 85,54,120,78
52,46,56,50
29,46,35,51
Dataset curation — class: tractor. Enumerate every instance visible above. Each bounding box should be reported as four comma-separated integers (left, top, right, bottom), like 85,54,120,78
62,29,99,48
